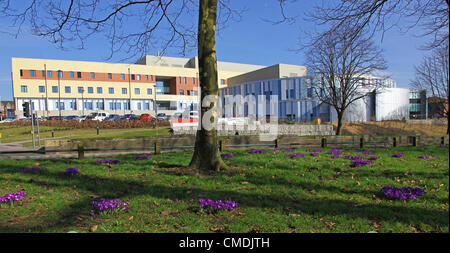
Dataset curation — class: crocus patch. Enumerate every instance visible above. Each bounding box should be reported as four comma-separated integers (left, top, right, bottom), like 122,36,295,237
381,186,426,200
250,149,266,154
59,168,80,176
0,190,27,204
94,159,120,164
134,155,152,160
284,153,307,158
306,148,323,152
328,148,343,155
309,152,320,157
368,156,380,160
392,153,404,158
198,198,238,211
345,155,367,160
350,159,374,167
90,198,129,216
220,154,234,158
331,155,342,159
17,167,47,173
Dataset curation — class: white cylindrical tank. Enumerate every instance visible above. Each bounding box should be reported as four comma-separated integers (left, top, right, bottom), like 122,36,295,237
375,88,410,121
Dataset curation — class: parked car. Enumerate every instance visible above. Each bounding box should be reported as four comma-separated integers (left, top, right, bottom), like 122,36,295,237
47,116,64,121
156,113,168,121
64,115,79,121
78,115,89,122
189,111,199,119
120,114,139,121
87,112,109,122
140,113,153,122
104,114,121,121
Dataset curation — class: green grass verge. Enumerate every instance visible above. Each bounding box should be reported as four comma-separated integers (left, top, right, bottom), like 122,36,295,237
0,145,448,233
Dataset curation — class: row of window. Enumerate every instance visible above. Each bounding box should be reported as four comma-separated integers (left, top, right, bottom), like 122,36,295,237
54,101,152,110
20,85,153,95
179,89,198,96
21,69,155,81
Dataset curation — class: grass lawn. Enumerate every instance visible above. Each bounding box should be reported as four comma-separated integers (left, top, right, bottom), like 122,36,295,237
0,145,448,233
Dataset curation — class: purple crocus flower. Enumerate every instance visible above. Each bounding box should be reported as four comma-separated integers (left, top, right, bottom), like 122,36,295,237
90,198,129,215
350,159,374,167
250,149,266,154
0,190,28,204
328,148,343,155
392,153,404,158
381,186,426,200
17,167,47,173
134,155,152,160
368,156,380,160
59,168,80,176
284,153,307,158
306,148,323,152
94,159,120,164
220,153,234,158
198,198,238,211
310,152,319,157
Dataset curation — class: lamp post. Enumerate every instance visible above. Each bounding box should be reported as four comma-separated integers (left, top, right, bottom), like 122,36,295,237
57,70,62,119
81,87,85,116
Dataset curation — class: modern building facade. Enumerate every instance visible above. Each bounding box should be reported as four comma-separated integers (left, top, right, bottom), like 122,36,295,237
11,56,265,117
409,90,428,119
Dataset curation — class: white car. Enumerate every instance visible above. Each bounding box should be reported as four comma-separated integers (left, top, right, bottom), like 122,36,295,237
87,112,109,122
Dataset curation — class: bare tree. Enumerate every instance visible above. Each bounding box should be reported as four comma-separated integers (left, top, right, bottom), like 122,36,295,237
411,42,449,133
305,24,387,135
0,0,240,171
305,0,449,50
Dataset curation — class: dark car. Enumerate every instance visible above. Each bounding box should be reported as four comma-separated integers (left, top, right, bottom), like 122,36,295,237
120,114,139,121
48,116,64,120
156,113,168,121
104,114,121,121
64,115,79,121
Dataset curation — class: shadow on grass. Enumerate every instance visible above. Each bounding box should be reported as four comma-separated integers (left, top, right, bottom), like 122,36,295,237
0,167,448,232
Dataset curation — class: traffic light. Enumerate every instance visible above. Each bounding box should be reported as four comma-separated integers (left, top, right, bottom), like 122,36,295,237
22,102,30,117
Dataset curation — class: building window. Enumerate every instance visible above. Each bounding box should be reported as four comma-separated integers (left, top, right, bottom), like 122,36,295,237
29,70,36,77
192,78,195,84
115,102,121,110
137,103,141,110
220,79,225,85
52,86,58,93
124,102,129,110
184,77,187,84
131,74,135,80
121,74,125,80
77,72,82,78
21,85,28,93
78,87,84,93
179,89,184,95
97,87,103,94
39,86,45,93
147,88,152,95
90,72,95,79
146,75,148,81
179,77,182,83
122,88,127,94
109,87,114,94
150,75,153,81
20,69,23,76
42,70,45,77
88,87,93,93
108,73,112,79
137,74,141,81
47,71,53,77
70,72,74,78
65,86,71,93
57,71,63,78
135,88,140,94
97,102,104,110
187,90,190,95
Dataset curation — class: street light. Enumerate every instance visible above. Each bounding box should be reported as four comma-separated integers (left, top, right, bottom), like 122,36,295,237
57,70,62,119
81,87,85,116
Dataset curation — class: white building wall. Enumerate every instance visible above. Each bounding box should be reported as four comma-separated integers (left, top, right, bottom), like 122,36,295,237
375,88,410,121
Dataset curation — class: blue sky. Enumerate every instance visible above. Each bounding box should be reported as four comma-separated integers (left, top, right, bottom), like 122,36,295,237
0,0,431,101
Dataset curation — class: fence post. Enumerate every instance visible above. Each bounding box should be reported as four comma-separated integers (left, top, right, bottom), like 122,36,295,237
52,130,54,138
77,143,85,160
321,137,327,148
360,137,365,149
219,140,225,152
96,126,100,135
275,139,280,148
441,136,445,145
393,137,397,147
412,136,418,147
154,141,161,154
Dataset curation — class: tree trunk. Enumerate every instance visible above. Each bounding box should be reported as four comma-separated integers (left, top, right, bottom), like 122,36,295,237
189,0,228,172
335,111,344,135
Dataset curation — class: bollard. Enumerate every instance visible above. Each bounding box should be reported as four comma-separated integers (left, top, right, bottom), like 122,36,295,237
77,143,85,160
219,140,225,152
393,137,397,147
52,130,55,138
321,138,327,148
154,141,161,154
360,137,365,149
96,126,99,135
441,136,445,145
412,136,418,147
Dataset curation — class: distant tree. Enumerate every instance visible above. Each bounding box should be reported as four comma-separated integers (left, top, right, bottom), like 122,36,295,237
305,0,449,50
411,42,449,133
0,0,240,171
305,24,387,135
